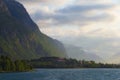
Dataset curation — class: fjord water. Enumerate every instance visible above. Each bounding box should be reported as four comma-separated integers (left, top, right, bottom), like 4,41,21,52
0,69,120,80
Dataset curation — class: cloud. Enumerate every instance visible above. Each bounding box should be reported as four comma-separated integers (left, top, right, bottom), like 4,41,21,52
75,0,116,6
17,0,120,61
58,4,113,13
17,0,116,27
17,0,72,7
30,4,115,27
18,0,66,4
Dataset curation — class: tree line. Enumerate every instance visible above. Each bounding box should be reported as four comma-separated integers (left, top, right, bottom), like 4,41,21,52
1,56,120,72
30,57,120,68
0,56,32,72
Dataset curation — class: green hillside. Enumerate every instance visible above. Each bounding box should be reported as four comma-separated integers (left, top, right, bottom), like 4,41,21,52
0,0,66,60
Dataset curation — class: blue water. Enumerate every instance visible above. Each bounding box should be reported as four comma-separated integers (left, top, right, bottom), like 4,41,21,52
0,69,120,80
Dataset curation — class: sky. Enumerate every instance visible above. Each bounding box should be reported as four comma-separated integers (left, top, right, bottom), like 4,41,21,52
17,0,120,60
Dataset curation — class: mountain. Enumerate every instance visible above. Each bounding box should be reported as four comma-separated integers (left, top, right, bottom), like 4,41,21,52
0,0,67,60
65,44,103,62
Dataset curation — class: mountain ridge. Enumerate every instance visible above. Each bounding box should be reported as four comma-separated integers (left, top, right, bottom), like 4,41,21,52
0,0,67,60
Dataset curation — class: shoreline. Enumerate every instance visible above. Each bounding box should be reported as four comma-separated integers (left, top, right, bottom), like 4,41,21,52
1,68,120,73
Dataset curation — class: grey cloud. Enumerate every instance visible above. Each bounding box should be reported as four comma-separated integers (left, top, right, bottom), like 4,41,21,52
17,0,115,27
31,11,50,21
17,0,69,6
17,0,44,3
57,4,113,14
31,4,114,26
